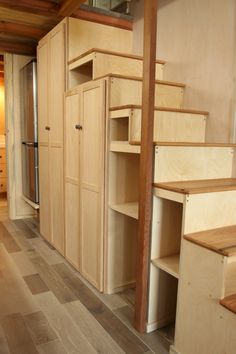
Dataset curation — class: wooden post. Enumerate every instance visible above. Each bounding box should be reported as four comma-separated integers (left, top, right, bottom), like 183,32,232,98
134,0,158,333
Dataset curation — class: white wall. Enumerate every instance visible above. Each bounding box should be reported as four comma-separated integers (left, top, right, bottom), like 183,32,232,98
132,0,236,142
5,53,35,219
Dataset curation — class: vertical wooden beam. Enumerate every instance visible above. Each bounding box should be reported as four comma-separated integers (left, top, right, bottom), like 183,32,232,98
135,0,158,333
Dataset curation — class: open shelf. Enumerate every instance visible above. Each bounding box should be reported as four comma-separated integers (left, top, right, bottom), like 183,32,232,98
152,254,180,279
110,141,140,153
110,202,138,219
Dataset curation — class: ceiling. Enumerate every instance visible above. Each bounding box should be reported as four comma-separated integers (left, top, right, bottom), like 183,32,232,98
0,0,90,57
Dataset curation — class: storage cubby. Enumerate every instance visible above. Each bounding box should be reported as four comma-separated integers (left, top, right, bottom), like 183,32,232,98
147,194,183,332
68,60,93,88
106,151,140,294
110,116,129,143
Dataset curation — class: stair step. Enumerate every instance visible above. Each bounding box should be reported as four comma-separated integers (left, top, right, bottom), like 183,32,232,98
68,48,165,84
109,75,185,109
184,224,236,257
153,145,234,183
220,294,236,314
153,178,236,195
110,105,207,144
110,104,209,116
152,254,180,279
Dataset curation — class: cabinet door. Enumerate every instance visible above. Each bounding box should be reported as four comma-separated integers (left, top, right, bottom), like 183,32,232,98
38,36,50,240
65,93,80,268
80,80,106,291
49,23,65,253
38,146,51,242
37,37,49,144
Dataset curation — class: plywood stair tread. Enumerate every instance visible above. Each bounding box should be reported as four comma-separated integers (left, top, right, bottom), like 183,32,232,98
130,141,236,147
153,178,236,195
220,294,236,314
68,48,166,65
96,73,185,88
184,224,236,257
109,104,209,116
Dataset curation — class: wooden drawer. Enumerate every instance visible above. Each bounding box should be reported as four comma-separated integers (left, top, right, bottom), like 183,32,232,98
0,164,7,177
0,178,7,193
0,149,6,163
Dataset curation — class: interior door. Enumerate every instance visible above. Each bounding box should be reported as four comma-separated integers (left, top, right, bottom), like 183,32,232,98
65,92,80,268
80,80,106,291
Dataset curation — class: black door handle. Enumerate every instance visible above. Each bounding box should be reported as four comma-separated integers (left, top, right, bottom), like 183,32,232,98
75,124,82,130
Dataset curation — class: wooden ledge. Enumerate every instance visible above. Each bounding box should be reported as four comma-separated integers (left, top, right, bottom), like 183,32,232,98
184,224,236,257
153,142,236,147
95,73,185,88
153,178,236,195
220,294,236,314
109,104,209,116
68,48,166,65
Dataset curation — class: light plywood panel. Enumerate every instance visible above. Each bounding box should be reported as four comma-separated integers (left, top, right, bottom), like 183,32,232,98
154,146,234,183
68,18,132,62
49,23,65,148
39,146,51,243
109,77,184,109
50,147,64,254
173,240,233,354
65,182,80,269
130,109,206,142
65,93,80,181
37,38,49,144
106,210,137,294
183,190,236,234
80,81,105,291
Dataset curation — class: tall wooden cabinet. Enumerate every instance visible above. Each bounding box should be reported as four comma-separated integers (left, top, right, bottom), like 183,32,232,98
38,20,66,253
65,80,106,291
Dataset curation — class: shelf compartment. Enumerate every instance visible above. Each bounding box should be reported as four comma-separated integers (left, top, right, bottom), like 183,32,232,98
110,141,140,154
110,202,138,219
152,254,180,279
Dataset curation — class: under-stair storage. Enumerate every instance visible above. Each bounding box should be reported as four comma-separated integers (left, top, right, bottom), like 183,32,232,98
106,150,139,294
64,79,106,291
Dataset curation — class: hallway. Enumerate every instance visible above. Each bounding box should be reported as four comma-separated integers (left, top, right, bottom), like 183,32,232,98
0,209,171,354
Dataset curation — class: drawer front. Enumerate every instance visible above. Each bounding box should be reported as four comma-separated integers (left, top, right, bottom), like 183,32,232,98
0,149,6,163
0,178,7,192
0,164,7,177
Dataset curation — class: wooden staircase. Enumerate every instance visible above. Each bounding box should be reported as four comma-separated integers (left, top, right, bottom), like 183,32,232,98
67,47,236,353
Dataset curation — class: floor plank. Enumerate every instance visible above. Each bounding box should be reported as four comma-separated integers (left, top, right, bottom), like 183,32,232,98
10,252,37,276
37,339,67,354
53,262,149,354
64,300,125,354
0,222,21,253
35,292,97,354
29,256,77,304
24,311,57,345
1,313,39,354
13,220,38,239
0,326,10,353
23,274,49,295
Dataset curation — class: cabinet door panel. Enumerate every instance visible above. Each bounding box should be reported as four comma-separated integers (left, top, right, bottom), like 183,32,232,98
65,93,80,268
39,146,51,242
65,182,80,268
80,81,105,291
37,39,49,144
65,94,80,181
50,147,64,253
49,24,65,147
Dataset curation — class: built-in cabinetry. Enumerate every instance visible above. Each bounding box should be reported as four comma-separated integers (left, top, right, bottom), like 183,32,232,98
65,80,106,291
38,20,66,253
0,148,7,193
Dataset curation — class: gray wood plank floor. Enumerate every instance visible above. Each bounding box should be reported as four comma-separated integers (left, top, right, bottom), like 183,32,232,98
0,196,172,354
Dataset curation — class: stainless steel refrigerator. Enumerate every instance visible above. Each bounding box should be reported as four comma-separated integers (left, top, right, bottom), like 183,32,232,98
20,60,39,204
